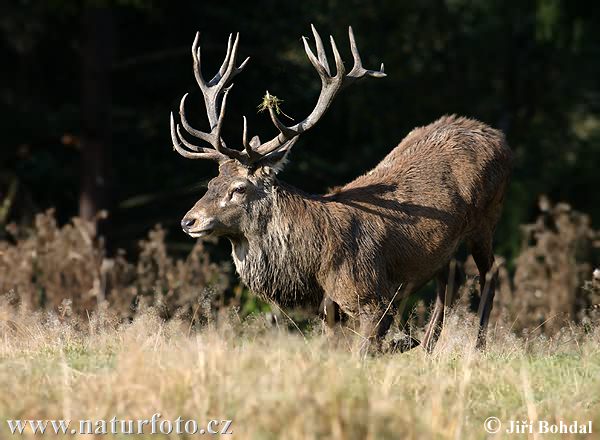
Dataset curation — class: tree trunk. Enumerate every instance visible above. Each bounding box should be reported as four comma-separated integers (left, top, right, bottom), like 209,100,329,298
79,4,115,235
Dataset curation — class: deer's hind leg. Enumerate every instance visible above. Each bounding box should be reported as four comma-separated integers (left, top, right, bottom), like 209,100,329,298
421,262,459,352
469,232,497,349
421,268,448,352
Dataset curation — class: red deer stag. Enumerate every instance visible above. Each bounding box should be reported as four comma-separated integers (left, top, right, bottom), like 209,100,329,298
169,26,512,353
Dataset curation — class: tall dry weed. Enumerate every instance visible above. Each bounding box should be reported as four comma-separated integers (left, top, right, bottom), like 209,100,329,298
1,198,599,339
0,210,229,323
458,196,600,336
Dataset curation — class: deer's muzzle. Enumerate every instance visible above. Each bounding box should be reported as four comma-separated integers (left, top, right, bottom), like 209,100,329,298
181,216,216,238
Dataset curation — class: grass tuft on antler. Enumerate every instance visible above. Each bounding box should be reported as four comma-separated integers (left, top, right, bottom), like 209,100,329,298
257,91,294,120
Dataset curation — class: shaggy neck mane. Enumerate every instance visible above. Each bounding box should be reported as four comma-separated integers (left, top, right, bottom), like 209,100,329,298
229,180,328,306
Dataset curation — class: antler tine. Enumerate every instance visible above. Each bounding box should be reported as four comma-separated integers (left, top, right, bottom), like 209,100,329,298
347,26,386,82
176,124,211,153
192,32,207,92
267,107,296,138
179,93,212,143
170,113,223,161
212,85,231,153
209,33,237,87
242,116,249,151
242,116,261,160
348,26,362,71
237,56,251,74
301,35,330,80
329,35,345,77
213,33,233,82
211,85,247,161
310,24,330,75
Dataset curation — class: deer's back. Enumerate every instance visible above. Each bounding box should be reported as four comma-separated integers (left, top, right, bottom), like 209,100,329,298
323,115,512,294
341,115,511,227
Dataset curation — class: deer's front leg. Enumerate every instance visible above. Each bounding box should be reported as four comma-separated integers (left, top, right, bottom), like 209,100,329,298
355,304,394,357
320,296,339,328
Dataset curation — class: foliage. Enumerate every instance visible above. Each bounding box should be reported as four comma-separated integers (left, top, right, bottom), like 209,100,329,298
450,197,600,336
0,210,229,322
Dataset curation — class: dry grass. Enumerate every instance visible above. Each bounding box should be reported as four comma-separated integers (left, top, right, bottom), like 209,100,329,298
0,303,599,440
1,201,599,438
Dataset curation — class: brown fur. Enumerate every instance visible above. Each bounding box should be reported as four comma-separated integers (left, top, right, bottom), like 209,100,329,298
182,114,512,352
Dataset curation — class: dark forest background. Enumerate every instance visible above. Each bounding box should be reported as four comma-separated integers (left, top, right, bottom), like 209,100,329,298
1,0,599,268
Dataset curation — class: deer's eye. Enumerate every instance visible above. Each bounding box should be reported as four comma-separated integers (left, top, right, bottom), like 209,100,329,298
232,186,246,195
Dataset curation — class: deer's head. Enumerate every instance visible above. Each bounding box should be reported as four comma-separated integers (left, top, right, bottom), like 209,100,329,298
171,26,385,238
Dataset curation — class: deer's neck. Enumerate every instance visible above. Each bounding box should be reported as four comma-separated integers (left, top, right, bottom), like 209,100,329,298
230,182,327,306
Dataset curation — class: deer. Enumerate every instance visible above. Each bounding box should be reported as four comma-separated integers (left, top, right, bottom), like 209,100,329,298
169,25,513,353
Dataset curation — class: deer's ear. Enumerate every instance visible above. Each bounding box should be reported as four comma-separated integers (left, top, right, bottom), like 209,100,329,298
255,149,291,178
253,137,298,178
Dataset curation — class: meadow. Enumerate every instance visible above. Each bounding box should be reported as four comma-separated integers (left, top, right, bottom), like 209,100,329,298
0,302,599,439
0,202,598,439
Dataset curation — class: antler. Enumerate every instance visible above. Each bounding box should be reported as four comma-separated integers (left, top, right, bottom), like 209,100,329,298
170,25,385,165
170,32,249,162
254,25,385,158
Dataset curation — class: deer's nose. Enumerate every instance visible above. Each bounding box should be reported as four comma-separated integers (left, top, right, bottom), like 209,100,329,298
181,217,196,230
